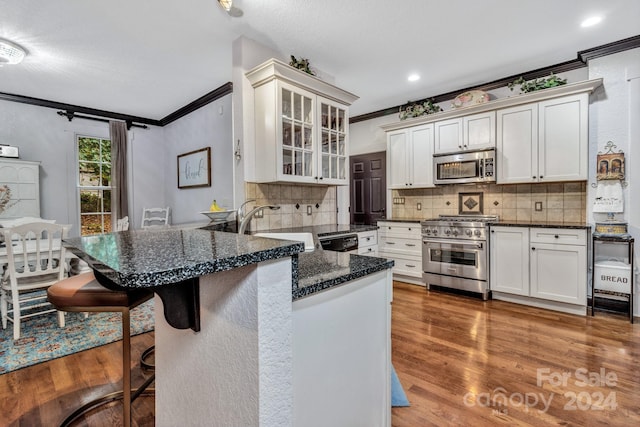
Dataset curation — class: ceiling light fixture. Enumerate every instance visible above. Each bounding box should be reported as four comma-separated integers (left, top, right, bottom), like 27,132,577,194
581,16,603,27
0,38,26,65
408,74,420,82
217,0,243,17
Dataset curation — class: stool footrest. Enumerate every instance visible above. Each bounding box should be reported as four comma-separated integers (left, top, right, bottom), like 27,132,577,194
140,345,156,370
59,374,155,427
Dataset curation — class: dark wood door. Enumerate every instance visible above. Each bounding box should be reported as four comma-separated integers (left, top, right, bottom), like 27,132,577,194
350,151,386,225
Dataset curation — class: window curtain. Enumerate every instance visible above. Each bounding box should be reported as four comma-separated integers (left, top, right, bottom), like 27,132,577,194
109,120,129,220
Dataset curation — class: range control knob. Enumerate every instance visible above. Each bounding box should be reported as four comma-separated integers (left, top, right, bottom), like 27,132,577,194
424,229,431,234
465,229,473,236
432,229,439,234
474,229,482,236
452,229,459,236
444,229,451,235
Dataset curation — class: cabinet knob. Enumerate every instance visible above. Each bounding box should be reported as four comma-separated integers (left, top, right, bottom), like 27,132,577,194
491,230,495,233
532,247,536,251
533,176,537,179
554,235,559,238
539,176,543,179
319,176,323,180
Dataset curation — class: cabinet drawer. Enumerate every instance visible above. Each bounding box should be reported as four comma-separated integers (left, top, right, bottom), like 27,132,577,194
377,222,421,238
379,254,422,278
358,245,378,256
357,230,378,247
529,228,586,246
378,236,421,256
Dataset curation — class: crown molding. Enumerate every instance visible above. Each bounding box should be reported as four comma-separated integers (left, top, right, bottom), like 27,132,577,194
351,35,640,124
0,91,162,126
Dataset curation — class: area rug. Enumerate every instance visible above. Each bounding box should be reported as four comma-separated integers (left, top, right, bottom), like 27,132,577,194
0,298,154,374
392,364,410,407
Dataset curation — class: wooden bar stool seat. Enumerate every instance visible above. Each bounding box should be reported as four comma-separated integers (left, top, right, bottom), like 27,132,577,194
47,272,155,427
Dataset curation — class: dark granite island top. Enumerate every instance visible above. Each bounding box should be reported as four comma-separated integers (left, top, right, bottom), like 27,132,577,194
64,228,304,331
64,228,304,289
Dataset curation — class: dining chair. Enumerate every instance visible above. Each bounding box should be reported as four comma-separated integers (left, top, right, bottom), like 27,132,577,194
0,222,70,340
141,207,170,228
116,215,130,231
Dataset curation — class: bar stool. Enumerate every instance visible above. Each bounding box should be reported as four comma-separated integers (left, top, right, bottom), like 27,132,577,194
47,272,155,427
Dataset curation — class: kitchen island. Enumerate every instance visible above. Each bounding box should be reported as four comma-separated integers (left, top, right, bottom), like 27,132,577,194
64,227,393,427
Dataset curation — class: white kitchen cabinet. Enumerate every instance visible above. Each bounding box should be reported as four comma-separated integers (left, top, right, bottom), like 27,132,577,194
434,111,495,154
387,124,434,189
490,226,529,296
246,59,358,185
497,93,588,184
293,269,392,427
357,229,378,256
378,221,423,285
490,225,587,314
0,159,40,219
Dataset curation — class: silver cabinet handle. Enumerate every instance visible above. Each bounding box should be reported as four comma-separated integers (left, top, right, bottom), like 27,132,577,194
386,242,396,245
405,243,416,247
405,264,416,268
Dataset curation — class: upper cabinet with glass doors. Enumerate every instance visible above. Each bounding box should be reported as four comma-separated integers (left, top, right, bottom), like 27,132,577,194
246,58,358,185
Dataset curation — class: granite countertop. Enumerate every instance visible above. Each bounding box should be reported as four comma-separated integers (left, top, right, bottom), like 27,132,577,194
378,217,591,229
249,224,392,300
63,229,304,289
264,224,378,238
490,221,591,229
294,250,393,300
376,218,423,223
64,225,393,301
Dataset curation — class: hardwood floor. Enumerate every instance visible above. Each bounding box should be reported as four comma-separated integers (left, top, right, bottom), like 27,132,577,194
2,281,639,426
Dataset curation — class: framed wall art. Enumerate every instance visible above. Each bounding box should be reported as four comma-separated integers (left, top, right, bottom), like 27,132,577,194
596,152,625,181
177,147,211,189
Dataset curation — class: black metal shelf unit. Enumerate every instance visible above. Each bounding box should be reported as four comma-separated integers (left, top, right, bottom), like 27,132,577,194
591,233,635,323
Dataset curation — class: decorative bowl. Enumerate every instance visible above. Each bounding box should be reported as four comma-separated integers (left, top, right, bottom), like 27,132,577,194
200,210,236,222
451,90,490,109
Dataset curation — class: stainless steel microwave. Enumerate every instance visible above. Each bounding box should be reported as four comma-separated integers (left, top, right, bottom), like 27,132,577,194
433,148,496,185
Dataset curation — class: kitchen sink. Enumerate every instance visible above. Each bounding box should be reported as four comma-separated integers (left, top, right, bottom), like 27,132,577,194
253,232,315,252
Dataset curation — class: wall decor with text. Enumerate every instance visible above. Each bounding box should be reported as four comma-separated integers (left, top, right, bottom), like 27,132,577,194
177,147,211,189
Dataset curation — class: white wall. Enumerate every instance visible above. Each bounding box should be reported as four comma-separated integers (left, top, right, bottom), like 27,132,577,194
0,99,166,236
163,94,234,225
587,47,640,313
0,91,235,231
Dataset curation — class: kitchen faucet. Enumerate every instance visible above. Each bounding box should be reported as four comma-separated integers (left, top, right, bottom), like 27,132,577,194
238,205,280,235
236,199,256,223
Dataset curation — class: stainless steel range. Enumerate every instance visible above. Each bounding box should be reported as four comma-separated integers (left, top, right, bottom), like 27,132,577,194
421,215,498,300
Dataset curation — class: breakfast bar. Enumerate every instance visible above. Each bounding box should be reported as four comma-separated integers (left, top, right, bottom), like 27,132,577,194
63,228,394,427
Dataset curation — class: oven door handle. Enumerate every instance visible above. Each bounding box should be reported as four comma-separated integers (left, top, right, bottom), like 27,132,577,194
423,238,484,249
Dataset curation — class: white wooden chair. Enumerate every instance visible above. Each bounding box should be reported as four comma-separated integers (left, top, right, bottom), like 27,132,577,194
1,222,70,340
116,216,130,231
141,207,170,229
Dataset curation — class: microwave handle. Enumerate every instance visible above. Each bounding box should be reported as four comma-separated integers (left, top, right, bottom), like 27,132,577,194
479,159,484,178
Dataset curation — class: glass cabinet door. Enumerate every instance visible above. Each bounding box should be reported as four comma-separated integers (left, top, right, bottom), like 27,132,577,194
281,87,314,179
320,100,347,181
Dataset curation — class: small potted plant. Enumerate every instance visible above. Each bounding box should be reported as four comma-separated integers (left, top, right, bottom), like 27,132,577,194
289,55,316,76
399,99,442,120
508,73,567,93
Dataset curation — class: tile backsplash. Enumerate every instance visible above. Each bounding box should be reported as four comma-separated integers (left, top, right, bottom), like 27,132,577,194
244,183,337,231
392,182,587,223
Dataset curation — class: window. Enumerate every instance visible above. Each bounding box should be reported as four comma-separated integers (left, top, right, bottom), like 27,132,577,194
77,136,112,235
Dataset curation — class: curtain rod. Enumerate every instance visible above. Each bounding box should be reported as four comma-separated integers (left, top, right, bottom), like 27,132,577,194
56,110,148,129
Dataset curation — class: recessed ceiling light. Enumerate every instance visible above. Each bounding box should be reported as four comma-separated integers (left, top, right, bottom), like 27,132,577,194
581,16,603,27
0,38,26,65
408,74,420,82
